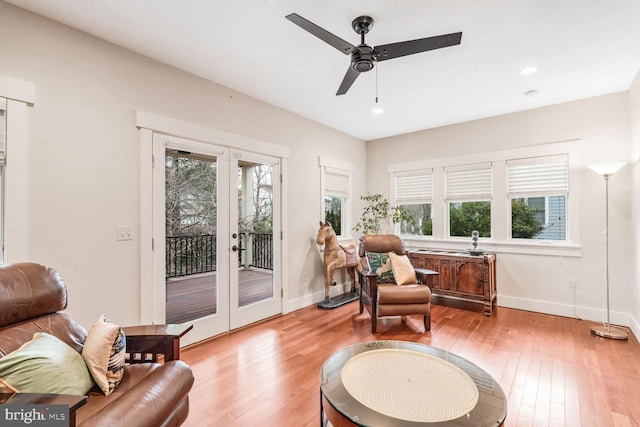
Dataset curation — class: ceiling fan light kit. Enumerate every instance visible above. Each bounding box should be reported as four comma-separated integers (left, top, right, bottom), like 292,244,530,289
285,13,462,96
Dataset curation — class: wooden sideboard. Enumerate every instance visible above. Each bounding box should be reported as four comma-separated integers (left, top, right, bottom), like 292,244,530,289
409,250,497,316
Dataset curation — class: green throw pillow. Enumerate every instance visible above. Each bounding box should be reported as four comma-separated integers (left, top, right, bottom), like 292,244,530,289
0,332,94,395
365,251,395,284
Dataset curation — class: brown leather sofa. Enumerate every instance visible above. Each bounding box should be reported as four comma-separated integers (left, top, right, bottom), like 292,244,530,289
0,262,194,427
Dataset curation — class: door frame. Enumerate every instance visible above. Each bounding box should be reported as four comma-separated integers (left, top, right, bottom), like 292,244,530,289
137,111,290,346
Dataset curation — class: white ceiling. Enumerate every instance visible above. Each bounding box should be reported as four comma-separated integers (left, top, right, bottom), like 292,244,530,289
6,0,640,141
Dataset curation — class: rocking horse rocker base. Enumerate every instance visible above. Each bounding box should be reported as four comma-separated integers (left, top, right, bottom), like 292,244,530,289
317,287,359,310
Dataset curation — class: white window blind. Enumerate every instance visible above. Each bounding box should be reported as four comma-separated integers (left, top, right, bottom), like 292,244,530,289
445,164,492,200
395,170,432,202
325,167,349,196
507,155,568,197
0,98,6,163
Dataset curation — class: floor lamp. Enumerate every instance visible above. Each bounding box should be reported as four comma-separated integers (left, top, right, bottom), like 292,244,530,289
588,161,628,340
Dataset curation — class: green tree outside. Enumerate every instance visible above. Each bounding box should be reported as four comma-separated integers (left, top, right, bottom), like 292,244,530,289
449,201,491,237
324,196,342,235
511,198,545,238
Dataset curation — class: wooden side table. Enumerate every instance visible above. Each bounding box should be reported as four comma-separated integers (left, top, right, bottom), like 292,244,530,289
123,324,193,364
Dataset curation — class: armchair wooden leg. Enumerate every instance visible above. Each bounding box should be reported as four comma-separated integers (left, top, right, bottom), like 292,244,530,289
371,317,377,334
424,315,431,332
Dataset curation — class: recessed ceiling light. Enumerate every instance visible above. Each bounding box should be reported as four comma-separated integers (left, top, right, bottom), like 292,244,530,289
523,89,538,97
520,66,538,75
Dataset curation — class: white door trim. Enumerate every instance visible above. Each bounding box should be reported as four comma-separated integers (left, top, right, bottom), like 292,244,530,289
137,111,288,344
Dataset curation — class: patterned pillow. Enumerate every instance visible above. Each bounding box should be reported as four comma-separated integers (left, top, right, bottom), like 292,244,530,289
365,252,395,283
82,315,126,396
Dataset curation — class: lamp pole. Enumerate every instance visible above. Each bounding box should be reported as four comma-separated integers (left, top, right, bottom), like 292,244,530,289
589,163,628,340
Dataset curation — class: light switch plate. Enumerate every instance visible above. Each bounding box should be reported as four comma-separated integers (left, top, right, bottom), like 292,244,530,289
117,225,134,241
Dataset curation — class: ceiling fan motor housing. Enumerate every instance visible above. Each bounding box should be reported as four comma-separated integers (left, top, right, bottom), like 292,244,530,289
351,44,376,72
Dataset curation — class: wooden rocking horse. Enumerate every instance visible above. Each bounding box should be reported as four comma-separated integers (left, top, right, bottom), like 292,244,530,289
315,221,362,309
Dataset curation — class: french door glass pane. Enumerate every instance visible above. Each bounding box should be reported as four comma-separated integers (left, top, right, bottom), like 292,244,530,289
165,152,218,323
237,161,274,308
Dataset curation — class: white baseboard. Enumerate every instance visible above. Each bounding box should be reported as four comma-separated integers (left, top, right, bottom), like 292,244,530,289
630,314,640,341
498,295,632,326
284,290,639,341
284,282,354,313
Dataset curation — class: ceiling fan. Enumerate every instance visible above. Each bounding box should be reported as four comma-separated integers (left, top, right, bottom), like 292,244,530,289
285,13,462,96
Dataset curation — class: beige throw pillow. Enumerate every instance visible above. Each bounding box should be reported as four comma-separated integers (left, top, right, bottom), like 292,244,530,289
388,252,417,285
82,315,126,395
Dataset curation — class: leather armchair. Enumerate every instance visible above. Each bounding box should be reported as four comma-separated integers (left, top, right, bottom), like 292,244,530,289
0,262,194,427
357,235,438,333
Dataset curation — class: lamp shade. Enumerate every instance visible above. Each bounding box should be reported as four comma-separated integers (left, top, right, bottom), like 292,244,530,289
588,162,626,176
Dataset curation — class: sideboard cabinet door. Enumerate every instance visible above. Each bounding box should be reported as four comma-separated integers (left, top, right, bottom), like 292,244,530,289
409,251,497,316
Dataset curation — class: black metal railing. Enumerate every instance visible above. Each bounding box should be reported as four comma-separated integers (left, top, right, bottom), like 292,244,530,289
166,232,273,278
166,234,216,278
250,233,273,270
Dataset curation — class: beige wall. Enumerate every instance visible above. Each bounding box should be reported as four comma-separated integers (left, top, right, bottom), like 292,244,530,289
0,2,366,329
2,1,639,338
368,92,636,333
630,70,640,336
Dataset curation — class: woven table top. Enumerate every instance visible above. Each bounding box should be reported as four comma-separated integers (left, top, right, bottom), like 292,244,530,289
341,348,479,423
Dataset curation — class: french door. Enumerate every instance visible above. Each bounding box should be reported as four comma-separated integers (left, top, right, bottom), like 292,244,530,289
229,149,281,329
152,134,281,345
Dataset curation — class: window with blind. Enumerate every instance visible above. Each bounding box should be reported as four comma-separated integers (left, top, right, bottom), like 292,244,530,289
445,164,492,238
0,98,6,262
321,160,352,237
394,170,433,236
508,155,568,240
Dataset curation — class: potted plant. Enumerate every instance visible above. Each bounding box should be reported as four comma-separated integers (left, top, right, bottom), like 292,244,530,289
353,193,415,235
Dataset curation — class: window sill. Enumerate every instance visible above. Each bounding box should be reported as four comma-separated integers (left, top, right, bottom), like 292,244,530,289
402,236,582,258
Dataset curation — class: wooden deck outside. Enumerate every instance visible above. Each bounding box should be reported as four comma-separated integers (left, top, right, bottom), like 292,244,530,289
166,268,273,324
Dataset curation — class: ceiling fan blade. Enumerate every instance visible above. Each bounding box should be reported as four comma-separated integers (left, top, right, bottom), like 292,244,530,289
336,67,360,95
374,32,462,62
286,13,356,55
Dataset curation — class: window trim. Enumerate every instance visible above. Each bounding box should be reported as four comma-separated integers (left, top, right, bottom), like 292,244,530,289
387,140,582,257
507,154,569,242
0,98,5,262
319,157,353,240
391,169,434,237
1,75,35,264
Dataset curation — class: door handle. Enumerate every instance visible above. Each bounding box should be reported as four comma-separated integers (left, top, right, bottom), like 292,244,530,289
232,245,239,252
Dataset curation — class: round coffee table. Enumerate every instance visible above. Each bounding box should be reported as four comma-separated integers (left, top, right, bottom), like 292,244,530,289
320,341,507,426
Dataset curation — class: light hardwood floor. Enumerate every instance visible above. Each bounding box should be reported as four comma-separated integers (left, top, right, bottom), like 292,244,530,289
180,300,640,427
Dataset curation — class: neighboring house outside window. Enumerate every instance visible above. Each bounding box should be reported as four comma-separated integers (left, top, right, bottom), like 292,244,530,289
394,170,433,236
507,155,568,241
320,157,352,238
445,164,492,238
